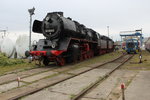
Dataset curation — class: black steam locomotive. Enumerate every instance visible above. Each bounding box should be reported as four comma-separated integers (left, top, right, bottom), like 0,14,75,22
26,12,114,66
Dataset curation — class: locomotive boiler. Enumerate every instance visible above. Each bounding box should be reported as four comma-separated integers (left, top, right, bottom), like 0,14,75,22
25,12,114,66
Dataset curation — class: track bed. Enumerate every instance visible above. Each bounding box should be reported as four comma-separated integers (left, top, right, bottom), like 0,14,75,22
0,54,131,100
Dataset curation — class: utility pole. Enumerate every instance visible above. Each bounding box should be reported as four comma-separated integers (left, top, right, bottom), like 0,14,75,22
107,26,109,38
140,28,143,47
28,7,35,51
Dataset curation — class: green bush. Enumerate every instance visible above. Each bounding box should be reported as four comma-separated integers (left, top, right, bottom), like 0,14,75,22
0,53,25,66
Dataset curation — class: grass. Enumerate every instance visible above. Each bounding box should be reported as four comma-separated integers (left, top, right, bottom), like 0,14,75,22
0,53,25,66
0,62,37,75
0,53,37,75
121,50,150,70
70,94,76,99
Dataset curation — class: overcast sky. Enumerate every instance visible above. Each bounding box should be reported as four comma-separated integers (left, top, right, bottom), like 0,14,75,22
0,0,150,41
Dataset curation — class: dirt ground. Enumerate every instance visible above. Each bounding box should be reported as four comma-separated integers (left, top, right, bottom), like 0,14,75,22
110,50,150,100
1,51,150,100
120,50,150,70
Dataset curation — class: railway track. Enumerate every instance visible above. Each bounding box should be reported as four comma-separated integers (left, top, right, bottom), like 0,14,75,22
0,61,86,85
0,53,132,100
0,65,57,85
71,54,133,100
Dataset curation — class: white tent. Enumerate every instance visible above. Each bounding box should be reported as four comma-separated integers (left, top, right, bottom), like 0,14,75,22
1,37,15,58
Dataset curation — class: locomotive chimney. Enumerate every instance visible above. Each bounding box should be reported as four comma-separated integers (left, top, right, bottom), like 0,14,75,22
53,12,63,16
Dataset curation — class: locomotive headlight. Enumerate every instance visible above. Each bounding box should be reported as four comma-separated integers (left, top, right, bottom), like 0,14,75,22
52,43,56,48
46,16,50,21
28,56,33,63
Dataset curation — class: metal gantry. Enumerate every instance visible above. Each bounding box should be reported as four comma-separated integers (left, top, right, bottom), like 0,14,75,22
120,29,143,47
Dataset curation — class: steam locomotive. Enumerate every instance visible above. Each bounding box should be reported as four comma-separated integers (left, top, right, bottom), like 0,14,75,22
25,12,114,66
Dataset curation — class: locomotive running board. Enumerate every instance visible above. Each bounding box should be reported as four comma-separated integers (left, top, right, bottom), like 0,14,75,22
58,37,97,50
